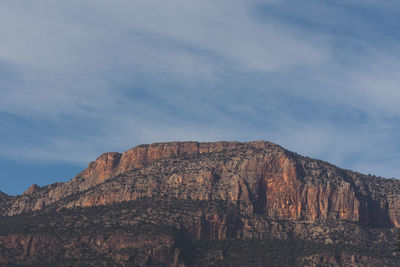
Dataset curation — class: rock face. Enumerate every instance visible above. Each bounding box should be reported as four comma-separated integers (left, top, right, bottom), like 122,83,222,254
22,184,40,195
1,141,400,266
5,141,400,227
77,142,237,184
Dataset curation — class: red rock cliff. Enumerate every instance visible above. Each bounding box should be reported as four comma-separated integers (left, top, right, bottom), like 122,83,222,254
77,141,239,184
4,141,400,228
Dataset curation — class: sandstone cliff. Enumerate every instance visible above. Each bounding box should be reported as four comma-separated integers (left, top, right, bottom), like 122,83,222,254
1,141,400,266
6,141,400,228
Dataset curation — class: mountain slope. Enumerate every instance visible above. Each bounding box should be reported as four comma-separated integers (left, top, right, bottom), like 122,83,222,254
1,141,400,266
0,191,12,215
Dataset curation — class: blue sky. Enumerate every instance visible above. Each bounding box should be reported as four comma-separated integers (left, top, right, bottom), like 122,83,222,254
1,0,400,195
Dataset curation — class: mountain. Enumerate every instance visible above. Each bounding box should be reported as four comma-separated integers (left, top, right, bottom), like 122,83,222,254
0,141,399,266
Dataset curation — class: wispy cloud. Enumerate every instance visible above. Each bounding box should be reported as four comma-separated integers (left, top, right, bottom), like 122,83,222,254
0,0,399,184
0,0,329,114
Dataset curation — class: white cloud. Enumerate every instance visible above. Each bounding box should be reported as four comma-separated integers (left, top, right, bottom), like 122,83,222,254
347,59,400,115
0,0,329,117
0,0,399,180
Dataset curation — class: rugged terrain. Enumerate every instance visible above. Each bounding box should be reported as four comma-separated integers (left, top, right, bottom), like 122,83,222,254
0,141,399,266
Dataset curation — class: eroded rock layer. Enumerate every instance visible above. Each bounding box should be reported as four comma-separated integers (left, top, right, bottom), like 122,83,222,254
1,141,400,266
5,141,400,227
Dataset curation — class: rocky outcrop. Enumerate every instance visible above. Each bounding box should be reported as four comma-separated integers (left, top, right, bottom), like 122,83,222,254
1,140,400,266
3,141,400,229
23,184,40,195
72,142,400,227
77,141,239,185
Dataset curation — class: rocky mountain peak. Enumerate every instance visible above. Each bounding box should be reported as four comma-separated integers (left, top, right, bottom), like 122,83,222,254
77,141,279,185
23,184,41,195
4,140,400,228
1,140,400,266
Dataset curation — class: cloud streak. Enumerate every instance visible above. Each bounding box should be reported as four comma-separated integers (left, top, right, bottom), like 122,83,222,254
0,0,399,190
